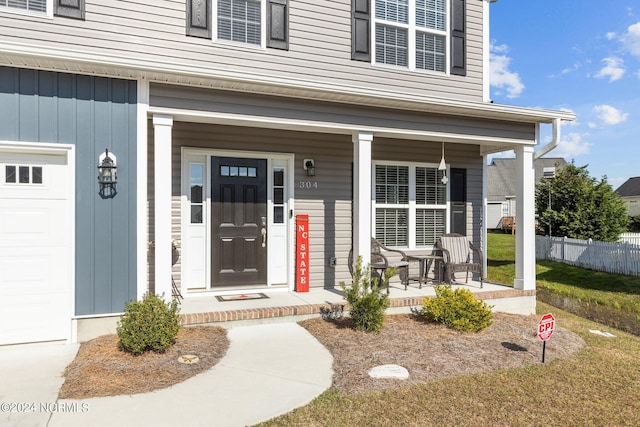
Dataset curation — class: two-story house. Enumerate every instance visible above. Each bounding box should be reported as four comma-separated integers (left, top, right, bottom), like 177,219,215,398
0,0,574,345
616,177,640,217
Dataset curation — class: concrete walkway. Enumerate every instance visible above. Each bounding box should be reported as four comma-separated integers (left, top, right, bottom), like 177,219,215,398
0,323,333,427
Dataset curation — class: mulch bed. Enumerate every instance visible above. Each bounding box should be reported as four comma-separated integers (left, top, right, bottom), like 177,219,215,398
59,326,229,399
299,312,587,394
59,313,586,400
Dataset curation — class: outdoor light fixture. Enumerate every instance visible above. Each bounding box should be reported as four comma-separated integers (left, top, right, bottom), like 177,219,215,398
438,143,448,185
97,148,117,197
304,159,315,177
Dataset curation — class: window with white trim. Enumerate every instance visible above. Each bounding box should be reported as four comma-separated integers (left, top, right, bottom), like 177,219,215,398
216,0,263,46
374,163,447,248
374,0,448,72
1,0,47,14
501,202,509,218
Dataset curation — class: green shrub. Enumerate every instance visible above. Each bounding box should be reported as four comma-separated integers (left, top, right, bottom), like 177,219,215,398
420,285,493,332
117,293,181,355
340,256,392,333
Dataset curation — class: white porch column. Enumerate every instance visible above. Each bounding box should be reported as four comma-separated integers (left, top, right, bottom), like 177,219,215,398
514,145,536,290
153,114,173,302
136,79,149,300
352,132,374,267
482,154,488,277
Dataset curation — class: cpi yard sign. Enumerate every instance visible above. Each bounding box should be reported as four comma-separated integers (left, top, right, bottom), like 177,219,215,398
538,313,555,341
538,313,555,363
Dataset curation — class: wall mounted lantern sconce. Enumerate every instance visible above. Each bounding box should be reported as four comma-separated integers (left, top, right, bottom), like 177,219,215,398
97,148,117,198
438,143,448,185
303,158,315,177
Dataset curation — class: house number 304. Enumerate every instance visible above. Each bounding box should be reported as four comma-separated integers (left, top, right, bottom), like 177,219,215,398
299,181,318,189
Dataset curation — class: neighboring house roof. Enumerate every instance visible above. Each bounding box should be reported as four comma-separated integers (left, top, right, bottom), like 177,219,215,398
616,177,640,198
487,157,567,202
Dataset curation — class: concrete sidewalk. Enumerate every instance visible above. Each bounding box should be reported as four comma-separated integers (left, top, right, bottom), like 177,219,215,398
0,323,333,427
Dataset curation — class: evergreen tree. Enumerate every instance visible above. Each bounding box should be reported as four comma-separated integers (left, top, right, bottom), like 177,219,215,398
535,162,628,242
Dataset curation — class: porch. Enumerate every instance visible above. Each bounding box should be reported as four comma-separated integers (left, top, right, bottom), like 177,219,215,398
178,282,536,328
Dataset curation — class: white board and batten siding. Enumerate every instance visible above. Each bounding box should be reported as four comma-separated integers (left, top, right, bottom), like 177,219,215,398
0,146,73,345
0,0,486,103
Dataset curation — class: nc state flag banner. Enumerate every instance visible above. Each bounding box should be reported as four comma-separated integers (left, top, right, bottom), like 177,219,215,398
296,215,309,292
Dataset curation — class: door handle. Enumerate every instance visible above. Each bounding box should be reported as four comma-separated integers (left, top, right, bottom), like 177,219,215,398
261,227,267,247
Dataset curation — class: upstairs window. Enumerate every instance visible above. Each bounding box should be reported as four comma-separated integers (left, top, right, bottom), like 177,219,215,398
354,0,464,74
217,0,262,46
1,0,47,14
374,0,447,72
197,0,287,49
1,1,84,19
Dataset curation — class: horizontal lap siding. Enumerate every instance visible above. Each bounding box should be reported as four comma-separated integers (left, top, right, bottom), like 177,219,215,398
150,84,535,142
150,123,486,290
159,123,355,289
1,0,485,102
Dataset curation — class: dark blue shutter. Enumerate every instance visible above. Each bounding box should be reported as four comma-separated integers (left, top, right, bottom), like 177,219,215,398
54,0,85,20
352,0,371,61
187,0,212,38
450,0,466,76
267,0,289,50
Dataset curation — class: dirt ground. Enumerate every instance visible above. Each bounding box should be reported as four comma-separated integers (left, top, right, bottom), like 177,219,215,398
59,313,586,399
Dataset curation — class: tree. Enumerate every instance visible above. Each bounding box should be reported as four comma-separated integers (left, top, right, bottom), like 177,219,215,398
535,162,628,242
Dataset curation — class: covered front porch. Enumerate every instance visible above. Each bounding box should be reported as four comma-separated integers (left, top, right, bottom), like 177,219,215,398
177,281,536,327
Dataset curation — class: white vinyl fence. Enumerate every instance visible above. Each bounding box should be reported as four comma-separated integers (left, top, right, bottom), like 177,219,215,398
619,233,640,246
536,236,640,277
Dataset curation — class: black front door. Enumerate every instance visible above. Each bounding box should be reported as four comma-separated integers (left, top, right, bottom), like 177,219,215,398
211,157,267,287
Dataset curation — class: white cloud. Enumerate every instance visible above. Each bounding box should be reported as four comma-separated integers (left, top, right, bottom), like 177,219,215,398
561,62,581,75
622,22,640,56
606,32,617,40
489,44,525,98
553,133,592,158
491,43,509,54
593,104,629,125
595,57,625,81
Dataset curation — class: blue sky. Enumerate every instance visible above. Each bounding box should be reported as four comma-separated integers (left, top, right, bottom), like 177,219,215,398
489,1,640,189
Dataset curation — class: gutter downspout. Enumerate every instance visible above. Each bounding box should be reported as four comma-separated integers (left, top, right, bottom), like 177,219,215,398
534,118,561,160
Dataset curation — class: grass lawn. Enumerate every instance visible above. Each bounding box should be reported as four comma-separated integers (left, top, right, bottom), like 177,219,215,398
260,303,640,426
487,233,640,333
485,232,516,285
257,234,640,426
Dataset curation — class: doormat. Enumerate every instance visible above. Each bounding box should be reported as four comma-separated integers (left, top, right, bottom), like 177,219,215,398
215,293,269,302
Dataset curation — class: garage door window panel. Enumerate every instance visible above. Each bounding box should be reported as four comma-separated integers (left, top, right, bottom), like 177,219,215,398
5,165,44,185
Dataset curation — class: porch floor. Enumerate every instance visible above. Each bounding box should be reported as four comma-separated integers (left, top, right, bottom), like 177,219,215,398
178,281,536,327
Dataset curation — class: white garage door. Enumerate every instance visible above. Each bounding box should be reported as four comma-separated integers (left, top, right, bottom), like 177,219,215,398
0,148,72,345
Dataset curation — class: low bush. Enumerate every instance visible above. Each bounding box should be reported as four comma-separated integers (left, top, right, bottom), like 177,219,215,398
117,292,181,355
420,285,493,332
340,256,392,333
